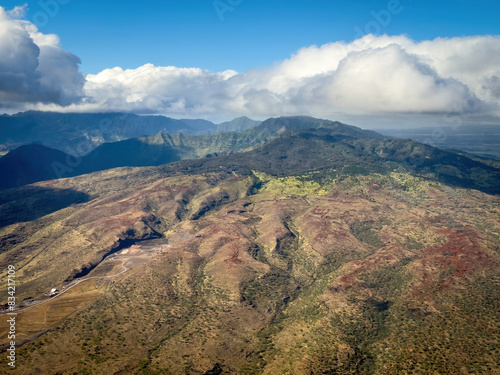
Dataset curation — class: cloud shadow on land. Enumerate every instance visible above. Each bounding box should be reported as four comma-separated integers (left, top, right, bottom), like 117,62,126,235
73,139,183,175
0,186,90,229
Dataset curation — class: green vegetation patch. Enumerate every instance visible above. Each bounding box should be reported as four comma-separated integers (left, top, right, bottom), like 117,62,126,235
350,222,385,248
253,171,331,196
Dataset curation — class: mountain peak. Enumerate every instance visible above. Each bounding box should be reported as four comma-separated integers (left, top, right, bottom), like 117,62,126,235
217,116,262,133
256,116,385,139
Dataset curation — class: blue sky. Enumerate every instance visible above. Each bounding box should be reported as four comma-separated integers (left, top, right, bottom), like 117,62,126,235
19,0,500,74
2,1,499,125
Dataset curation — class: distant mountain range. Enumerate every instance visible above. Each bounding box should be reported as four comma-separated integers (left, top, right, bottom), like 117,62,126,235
1,116,499,195
0,111,263,157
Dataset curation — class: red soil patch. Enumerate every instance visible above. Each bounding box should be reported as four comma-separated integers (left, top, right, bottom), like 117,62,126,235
416,227,492,293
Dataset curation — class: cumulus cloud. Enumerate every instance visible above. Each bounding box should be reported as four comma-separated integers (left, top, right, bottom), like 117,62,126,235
292,44,473,114
80,64,237,116
2,7,499,123
6,4,27,19
234,35,497,118
53,33,497,122
0,6,84,109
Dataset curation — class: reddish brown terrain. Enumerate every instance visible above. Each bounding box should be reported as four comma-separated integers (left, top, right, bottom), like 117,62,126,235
0,166,498,374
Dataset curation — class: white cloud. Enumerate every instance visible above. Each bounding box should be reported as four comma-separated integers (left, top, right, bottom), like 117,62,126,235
66,34,497,122
234,35,494,118
0,6,84,109
293,44,473,114
79,64,238,116
6,4,28,19
1,6,498,124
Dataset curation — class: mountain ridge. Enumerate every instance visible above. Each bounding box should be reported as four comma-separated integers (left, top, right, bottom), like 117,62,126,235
0,111,218,156
1,116,499,196
2,116,383,187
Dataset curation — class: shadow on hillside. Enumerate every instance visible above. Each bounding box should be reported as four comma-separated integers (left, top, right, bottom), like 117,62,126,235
0,186,90,228
0,140,184,190
74,139,183,175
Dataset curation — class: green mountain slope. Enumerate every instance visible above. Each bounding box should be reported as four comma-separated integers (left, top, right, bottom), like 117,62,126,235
2,117,500,196
1,116,383,185
153,128,500,195
73,115,500,195
217,116,262,132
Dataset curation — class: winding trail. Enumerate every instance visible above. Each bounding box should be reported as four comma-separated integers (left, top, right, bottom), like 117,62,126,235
1,257,130,315
56,258,129,297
